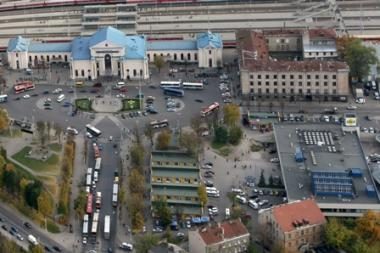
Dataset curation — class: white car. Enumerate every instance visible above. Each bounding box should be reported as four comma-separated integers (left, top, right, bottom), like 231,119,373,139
355,98,365,104
270,158,280,163
120,242,133,251
23,94,31,99
202,164,213,170
167,107,176,112
86,132,93,138
116,93,126,98
66,127,79,135
346,104,357,110
52,88,62,94
16,234,24,241
225,208,230,218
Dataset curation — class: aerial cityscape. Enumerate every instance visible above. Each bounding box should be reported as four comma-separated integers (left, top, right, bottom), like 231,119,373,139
0,0,380,253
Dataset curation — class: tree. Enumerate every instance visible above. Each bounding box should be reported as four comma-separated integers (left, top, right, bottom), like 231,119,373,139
228,126,243,145
214,125,228,144
179,131,200,156
324,218,351,249
74,190,87,219
30,245,45,253
130,144,145,168
198,185,208,213
135,234,159,253
190,115,202,135
53,123,62,144
46,121,51,142
156,130,171,150
223,104,240,127
337,37,378,81
25,181,43,209
0,108,9,132
127,193,144,216
153,55,165,73
355,211,380,245
258,170,266,187
132,212,145,232
144,123,154,146
128,169,145,194
153,197,171,228
0,155,6,185
268,175,274,187
3,163,20,193
37,191,53,217
36,121,46,147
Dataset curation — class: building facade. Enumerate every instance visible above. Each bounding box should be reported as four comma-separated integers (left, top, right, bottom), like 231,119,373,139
7,27,222,81
188,219,250,253
150,150,201,216
237,29,349,101
258,199,326,253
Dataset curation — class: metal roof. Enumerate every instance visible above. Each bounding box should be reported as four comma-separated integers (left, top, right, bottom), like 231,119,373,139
71,37,91,60
29,42,72,53
89,26,128,48
125,35,146,59
7,36,30,52
196,31,223,49
147,40,197,51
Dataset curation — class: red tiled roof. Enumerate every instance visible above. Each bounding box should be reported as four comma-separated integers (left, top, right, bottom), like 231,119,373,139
308,28,336,40
198,219,249,245
272,199,326,233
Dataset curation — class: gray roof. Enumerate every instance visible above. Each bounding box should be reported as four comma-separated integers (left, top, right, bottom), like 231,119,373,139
151,150,197,164
273,123,380,206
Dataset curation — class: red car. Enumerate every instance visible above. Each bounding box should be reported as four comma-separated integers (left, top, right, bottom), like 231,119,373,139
120,87,128,93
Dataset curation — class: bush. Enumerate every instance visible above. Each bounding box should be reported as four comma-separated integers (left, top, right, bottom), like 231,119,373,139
214,125,228,145
228,126,243,145
46,219,60,233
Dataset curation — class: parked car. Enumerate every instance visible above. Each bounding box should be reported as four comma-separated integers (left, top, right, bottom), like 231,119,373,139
93,82,102,87
120,242,133,251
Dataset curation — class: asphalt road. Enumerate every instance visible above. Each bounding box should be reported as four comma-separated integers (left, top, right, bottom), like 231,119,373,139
0,203,69,253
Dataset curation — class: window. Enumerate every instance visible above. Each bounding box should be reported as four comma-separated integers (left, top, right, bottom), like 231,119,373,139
250,74,253,79
324,82,328,86
47,55,50,62
282,88,286,94
316,52,319,56
117,62,120,68
187,53,191,60
274,88,278,93
258,81,262,86
75,70,78,77
290,75,294,79
307,82,311,86
16,53,19,57
324,75,328,79
265,75,269,79
180,53,184,60
140,69,143,76
265,81,269,86
258,75,261,79
315,82,319,86
298,82,302,86
81,70,85,77
194,53,198,60
250,81,253,86
133,69,137,76
96,62,99,68
307,75,311,79
298,75,302,79
266,88,270,94
29,56,32,62
332,75,336,79
274,81,278,86
250,88,254,93
258,88,262,94
282,81,286,86
290,81,294,86
209,50,212,55
282,75,286,79
332,82,336,86
299,89,303,94
290,88,294,94
315,75,319,79
274,75,277,79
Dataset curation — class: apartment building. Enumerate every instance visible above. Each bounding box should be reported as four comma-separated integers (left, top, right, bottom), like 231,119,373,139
188,219,250,253
237,29,349,101
150,150,201,216
258,199,326,253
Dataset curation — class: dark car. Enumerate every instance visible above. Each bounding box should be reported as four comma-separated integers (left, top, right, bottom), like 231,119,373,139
31,93,39,97
2,225,8,231
14,97,21,101
44,246,52,252
90,89,98,93
96,95,104,98
148,85,156,89
93,82,102,88
53,246,61,252
68,89,74,94
10,227,18,233
44,106,53,110
24,222,32,229
195,99,204,103
79,89,87,93
43,90,49,94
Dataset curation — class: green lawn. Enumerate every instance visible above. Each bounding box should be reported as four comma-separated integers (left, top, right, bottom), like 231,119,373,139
121,98,141,111
11,146,60,173
46,219,60,233
211,141,231,156
75,98,92,111
48,143,62,152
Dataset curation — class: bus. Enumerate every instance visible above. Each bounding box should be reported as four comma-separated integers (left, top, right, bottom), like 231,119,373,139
200,102,220,117
86,193,93,214
93,144,100,159
86,124,101,137
94,158,102,171
13,81,35,94
112,183,118,207
150,119,169,129
0,94,8,103
160,81,181,89
182,82,204,90
104,215,110,240
83,214,89,236
91,211,99,235
163,88,184,97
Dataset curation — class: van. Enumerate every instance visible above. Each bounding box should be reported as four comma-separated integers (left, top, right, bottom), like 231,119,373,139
28,234,38,246
248,200,259,209
94,171,99,182
225,208,230,218
206,187,218,192
57,94,65,103
26,68,33,75
75,81,84,87
235,195,247,204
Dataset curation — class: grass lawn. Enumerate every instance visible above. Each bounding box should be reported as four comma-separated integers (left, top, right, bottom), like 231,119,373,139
75,98,92,111
121,98,141,111
12,146,60,173
46,219,60,233
48,143,62,152
0,128,22,138
211,141,231,156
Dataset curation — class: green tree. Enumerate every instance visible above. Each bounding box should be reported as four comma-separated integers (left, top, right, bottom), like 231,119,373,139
0,108,9,132
36,121,46,147
74,190,87,219
135,234,160,253
127,193,144,216
223,104,240,127
190,115,202,135
198,185,208,213
258,170,266,187
0,155,6,186
132,212,145,232
37,191,53,217
156,130,171,150
130,144,145,168
268,175,274,187
337,37,379,81
128,169,145,194
179,131,200,156
3,164,20,193
53,122,62,144
153,55,165,73
324,218,351,249
153,197,172,228
25,180,43,209
355,211,380,245
228,126,243,145
214,125,228,144
30,245,44,253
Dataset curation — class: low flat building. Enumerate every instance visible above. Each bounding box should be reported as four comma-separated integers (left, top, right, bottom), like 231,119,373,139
273,123,380,217
236,29,349,101
188,219,250,253
258,199,326,253
7,27,222,81
150,150,201,216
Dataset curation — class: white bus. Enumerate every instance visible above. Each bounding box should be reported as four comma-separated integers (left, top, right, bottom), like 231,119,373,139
104,215,111,240
86,174,92,186
112,183,118,207
94,158,102,171
160,81,181,89
91,211,99,234
57,94,65,102
86,124,101,137
82,214,89,236
182,82,204,90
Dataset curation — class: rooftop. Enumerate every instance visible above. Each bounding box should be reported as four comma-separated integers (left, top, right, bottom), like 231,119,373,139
273,123,380,206
272,199,326,233
147,40,197,51
7,36,30,52
196,31,223,49
308,28,336,40
151,150,197,165
29,42,71,53
198,219,249,245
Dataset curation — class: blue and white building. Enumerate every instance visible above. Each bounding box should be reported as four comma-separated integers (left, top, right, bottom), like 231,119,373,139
7,27,223,81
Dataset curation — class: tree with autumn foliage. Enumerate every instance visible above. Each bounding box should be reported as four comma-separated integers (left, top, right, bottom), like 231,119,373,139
336,36,378,81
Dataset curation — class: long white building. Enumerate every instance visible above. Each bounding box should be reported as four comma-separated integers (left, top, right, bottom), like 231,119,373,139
7,26,223,81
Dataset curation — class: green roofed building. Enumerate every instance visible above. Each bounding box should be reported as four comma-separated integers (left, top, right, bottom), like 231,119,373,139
150,150,201,216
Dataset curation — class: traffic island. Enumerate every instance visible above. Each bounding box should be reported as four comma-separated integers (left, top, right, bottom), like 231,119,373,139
121,98,141,111
75,98,92,111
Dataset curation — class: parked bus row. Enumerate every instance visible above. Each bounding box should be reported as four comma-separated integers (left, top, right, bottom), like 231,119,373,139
160,81,204,90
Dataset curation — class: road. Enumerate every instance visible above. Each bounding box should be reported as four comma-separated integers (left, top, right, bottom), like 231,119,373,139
0,203,69,252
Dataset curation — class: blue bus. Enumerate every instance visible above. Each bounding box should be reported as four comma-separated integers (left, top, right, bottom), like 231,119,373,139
163,88,184,97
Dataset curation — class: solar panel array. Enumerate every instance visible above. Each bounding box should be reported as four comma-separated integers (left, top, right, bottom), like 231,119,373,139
297,130,338,153
311,171,354,197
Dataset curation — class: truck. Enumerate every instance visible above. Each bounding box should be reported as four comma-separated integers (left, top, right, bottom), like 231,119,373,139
112,183,118,207
323,107,338,114
91,210,99,235
95,192,102,209
86,174,92,186
28,234,38,246
104,215,111,240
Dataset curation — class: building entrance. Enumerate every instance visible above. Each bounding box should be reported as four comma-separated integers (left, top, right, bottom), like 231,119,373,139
104,54,112,75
